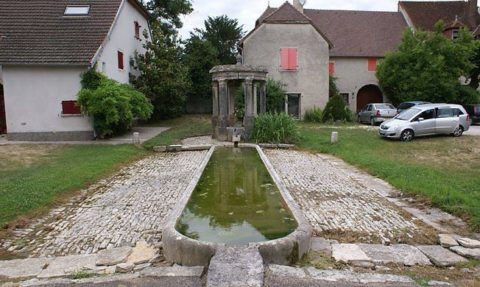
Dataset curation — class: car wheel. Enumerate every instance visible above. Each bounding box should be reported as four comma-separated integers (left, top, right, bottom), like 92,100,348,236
453,126,464,137
400,130,414,142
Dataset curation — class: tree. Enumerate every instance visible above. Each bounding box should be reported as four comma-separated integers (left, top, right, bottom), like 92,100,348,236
193,16,244,64
131,22,191,119
183,35,219,101
144,0,193,37
377,22,478,105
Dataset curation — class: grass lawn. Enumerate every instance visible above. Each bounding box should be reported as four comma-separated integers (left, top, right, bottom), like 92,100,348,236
143,114,212,149
0,144,146,229
298,123,480,231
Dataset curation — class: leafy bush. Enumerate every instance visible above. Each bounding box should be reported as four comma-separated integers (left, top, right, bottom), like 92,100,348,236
266,79,287,113
252,113,299,144
322,95,353,123
304,107,323,123
78,73,153,138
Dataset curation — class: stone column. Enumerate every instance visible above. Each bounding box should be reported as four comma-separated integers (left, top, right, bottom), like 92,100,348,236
243,79,254,139
259,81,267,114
216,79,229,141
253,83,258,116
227,82,236,126
211,81,219,135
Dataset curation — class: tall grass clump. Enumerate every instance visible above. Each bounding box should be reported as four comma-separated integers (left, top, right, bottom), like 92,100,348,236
304,107,323,123
252,113,299,144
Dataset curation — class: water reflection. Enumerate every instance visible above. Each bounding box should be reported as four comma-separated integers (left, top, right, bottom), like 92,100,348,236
176,148,297,245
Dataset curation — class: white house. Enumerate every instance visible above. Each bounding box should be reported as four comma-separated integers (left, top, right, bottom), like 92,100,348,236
0,0,150,141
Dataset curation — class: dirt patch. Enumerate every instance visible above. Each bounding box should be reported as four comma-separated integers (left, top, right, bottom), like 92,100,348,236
0,145,62,171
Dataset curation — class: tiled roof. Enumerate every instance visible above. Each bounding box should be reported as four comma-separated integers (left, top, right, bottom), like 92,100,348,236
399,1,480,31
305,9,407,57
247,4,407,58
0,0,145,65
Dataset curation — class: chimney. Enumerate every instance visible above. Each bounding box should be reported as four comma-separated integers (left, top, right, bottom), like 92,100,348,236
293,0,304,13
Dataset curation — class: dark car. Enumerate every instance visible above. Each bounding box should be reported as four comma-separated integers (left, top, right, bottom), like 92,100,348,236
397,101,431,114
464,104,480,124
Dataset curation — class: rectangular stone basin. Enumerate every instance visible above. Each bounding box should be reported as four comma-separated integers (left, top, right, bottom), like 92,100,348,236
175,147,298,245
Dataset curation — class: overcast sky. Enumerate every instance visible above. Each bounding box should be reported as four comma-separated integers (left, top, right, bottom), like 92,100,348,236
179,0,453,39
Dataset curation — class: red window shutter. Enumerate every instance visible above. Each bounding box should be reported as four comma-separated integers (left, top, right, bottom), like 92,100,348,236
135,21,140,38
368,58,377,71
280,48,289,69
288,48,298,70
62,101,81,115
118,51,124,70
329,62,335,76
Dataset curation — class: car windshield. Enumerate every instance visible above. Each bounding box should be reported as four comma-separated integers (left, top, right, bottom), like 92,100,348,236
396,108,421,120
375,104,395,109
398,103,413,110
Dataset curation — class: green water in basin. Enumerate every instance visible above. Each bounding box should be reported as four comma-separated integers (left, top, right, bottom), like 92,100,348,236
175,147,298,245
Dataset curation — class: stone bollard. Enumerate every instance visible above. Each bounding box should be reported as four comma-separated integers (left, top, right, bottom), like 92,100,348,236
331,131,339,144
132,132,140,145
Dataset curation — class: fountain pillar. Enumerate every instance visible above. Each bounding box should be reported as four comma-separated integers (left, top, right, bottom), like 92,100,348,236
216,80,229,141
244,79,255,139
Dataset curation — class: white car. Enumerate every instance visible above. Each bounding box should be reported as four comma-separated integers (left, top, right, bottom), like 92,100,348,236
379,104,471,141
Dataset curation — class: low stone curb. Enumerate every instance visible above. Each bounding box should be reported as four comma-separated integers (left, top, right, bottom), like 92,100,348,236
16,266,205,287
153,145,212,152
258,143,295,149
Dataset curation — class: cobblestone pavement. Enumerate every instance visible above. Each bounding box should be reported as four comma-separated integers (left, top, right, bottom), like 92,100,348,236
264,149,437,243
1,151,208,257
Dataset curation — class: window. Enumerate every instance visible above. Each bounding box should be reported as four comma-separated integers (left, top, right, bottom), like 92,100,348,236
280,48,298,71
62,101,82,115
329,62,335,76
414,109,435,121
64,6,90,16
286,94,301,118
340,93,349,104
117,51,124,70
452,29,460,40
437,108,454,118
134,21,141,39
368,58,377,71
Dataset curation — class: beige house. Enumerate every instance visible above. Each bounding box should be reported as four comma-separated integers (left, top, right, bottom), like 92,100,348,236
242,0,480,116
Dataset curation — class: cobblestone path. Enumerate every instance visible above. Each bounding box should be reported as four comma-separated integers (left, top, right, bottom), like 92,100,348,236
265,149,435,243
1,151,208,257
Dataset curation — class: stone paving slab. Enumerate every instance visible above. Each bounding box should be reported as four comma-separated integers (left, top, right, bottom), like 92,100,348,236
1,151,208,257
358,244,432,266
264,150,433,243
417,245,468,267
37,254,97,279
332,244,370,264
265,265,418,287
207,246,264,287
438,234,459,248
450,246,480,259
0,258,51,280
457,237,480,249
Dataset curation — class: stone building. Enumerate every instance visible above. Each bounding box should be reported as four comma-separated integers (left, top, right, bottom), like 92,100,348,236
241,0,480,117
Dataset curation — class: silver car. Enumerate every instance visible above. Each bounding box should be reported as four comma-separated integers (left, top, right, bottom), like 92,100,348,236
358,103,397,126
379,104,471,141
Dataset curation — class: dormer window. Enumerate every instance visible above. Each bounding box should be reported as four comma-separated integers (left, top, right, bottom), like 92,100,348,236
64,6,90,16
452,29,460,40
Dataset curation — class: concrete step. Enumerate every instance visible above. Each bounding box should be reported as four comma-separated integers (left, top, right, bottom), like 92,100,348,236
206,246,264,287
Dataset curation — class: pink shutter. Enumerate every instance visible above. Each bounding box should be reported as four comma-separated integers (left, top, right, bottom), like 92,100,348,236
329,62,335,76
281,48,289,69
288,48,298,70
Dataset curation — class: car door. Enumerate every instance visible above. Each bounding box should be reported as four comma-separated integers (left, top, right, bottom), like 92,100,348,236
359,105,369,122
412,109,436,136
436,108,456,134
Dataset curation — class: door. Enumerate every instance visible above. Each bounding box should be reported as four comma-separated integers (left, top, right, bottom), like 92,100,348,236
0,85,5,134
356,85,383,112
436,108,457,134
287,94,300,119
412,109,436,135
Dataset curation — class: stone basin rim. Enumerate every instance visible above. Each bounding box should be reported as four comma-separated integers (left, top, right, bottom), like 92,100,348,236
162,144,312,267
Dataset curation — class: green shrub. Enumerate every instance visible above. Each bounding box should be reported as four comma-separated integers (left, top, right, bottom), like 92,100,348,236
78,75,153,138
266,79,287,113
252,113,299,144
304,107,323,123
322,95,353,123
